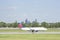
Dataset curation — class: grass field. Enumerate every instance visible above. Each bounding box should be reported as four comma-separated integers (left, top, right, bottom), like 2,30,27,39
0,29,25,32
46,28,60,32
0,34,60,40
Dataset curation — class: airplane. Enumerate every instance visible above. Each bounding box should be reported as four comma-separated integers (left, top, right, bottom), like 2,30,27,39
18,23,47,33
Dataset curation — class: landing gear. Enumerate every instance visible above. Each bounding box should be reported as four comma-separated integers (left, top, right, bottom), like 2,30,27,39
35,30,38,32
32,30,34,33
31,30,38,34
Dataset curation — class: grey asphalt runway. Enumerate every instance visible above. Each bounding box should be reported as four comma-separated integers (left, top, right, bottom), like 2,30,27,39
0,32,60,34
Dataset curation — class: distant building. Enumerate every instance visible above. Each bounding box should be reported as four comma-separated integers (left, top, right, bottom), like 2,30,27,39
35,19,37,22
25,19,30,24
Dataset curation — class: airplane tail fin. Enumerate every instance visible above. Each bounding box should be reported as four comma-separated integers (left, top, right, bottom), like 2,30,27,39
18,23,23,28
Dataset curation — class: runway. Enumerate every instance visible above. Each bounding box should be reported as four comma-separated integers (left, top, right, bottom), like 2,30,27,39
0,32,60,34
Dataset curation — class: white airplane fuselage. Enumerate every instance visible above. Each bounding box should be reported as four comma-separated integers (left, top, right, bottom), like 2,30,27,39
20,27,47,31
18,23,47,32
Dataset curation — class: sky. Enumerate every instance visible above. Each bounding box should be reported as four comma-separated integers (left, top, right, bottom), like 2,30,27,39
0,0,60,23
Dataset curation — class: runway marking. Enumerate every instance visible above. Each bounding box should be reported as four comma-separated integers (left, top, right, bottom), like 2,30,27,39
0,32,60,34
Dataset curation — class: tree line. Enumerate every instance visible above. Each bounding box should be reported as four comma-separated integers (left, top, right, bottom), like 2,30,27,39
0,21,60,28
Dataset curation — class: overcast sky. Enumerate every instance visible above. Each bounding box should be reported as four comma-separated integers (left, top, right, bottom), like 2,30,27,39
0,0,60,23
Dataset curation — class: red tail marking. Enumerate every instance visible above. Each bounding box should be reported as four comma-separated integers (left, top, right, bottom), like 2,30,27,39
18,23,23,28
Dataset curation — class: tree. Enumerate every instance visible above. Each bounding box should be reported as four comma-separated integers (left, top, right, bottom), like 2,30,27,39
41,22,49,28
13,21,18,28
0,22,6,28
31,21,40,27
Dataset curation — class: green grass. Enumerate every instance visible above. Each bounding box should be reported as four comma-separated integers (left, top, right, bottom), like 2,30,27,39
0,29,26,32
0,34,60,40
46,28,60,32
